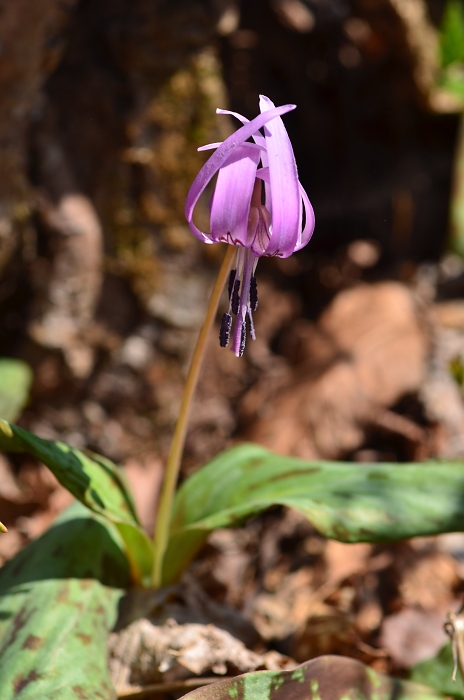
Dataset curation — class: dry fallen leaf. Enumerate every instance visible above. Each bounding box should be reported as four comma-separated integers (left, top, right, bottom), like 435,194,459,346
245,282,428,458
380,608,449,668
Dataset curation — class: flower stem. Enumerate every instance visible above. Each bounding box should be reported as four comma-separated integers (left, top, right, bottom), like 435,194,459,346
152,244,235,587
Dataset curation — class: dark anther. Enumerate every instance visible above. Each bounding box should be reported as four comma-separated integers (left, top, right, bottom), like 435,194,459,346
239,321,247,357
250,276,258,311
231,279,240,315
228,269,236,299
219,313,232,347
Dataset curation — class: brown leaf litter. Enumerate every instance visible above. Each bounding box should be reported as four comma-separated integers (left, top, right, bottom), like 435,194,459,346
243,282,428,459
109,578,296,696
3,277,464,696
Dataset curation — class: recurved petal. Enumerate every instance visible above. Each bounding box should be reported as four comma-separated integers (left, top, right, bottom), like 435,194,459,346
216,109,266,150
185,103,295,242
217,108,269,193
259,95,300,256
210,143,260,245
198,142,263,153
294,182,315,251
217,107,271,210
197,142,223,151
257,167,314,255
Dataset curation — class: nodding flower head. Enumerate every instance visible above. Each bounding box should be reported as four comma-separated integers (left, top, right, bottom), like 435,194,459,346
185,95,315,357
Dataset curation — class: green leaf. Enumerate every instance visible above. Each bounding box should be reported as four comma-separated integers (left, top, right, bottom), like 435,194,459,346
0,358,32,422
411,643,464,699
440,0,464,68
0,502,129,699
163,443,464,584
181,655,444,700
0,420,153,586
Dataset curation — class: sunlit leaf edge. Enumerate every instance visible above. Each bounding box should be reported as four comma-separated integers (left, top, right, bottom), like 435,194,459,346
0,420,153,585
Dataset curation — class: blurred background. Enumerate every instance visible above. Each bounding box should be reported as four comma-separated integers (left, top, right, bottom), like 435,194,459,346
3,0,464,678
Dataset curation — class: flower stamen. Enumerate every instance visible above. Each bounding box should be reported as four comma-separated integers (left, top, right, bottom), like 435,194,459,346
228,269,236,299
248,309,256,341
219,312,232,347
250,275,258,311
239,321,247,357
231,279,240,315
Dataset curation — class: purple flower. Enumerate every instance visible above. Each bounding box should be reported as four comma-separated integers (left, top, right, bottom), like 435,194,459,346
185,95,314,356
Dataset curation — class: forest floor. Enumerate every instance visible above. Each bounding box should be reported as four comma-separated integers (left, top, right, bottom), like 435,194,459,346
2,246,464,698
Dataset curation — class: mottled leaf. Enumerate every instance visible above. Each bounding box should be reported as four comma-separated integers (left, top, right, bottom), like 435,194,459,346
0,358,32,422
411,643,464,699
163,443,464,584
0,420,153,585
0,502,130,699
181,655,444,700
